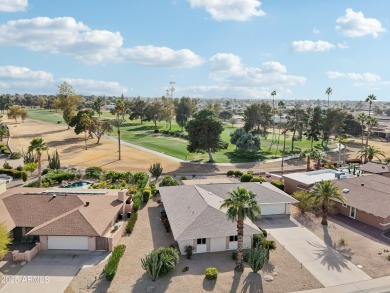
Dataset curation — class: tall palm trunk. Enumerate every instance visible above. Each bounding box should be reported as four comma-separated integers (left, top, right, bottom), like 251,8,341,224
117,127,121,160
281,132,287,174
235,219,244,271
37,152,42,187
84,129,88,150
306,156,310,171
321,199,328,225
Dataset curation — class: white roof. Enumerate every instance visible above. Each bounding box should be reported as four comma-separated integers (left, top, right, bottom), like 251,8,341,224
283,169,338,185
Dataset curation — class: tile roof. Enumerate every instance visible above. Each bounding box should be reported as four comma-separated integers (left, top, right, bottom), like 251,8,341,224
333,174,390,218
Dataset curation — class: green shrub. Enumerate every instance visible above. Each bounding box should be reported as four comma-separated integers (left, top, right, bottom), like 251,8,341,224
154,129,159,133
24,179,38,187
227,170,235,176
180,176,187,180
85,166,103,179
3,162,12,169
234,170,243,177
41,168,49,176
142,189,151,203
126,212,138,234
141,247,179,281
134,172,148,189
2,150,10,155
250,176,266,183
159,176,180,187
205,267,218,280
15,165,23,171
270,180,284,190
105,244,126,281
42,170,76,185
252,234,264,248
132,192,142,212
260,228,268,238
9,152,21,159
247,247,268,273
21,171,28,182
247,170,254,175
240,173,253,182
0,168,22,178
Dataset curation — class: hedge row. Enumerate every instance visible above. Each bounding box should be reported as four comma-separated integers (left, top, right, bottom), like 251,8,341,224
126,212,138,234
105,244,126,281
270,180,284,190
0,168,23,178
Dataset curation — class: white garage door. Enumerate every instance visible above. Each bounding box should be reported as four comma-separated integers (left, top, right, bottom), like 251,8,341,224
261,204,285,215
48,236,89,250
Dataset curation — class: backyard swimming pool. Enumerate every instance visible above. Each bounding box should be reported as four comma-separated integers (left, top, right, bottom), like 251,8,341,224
63,181,92,188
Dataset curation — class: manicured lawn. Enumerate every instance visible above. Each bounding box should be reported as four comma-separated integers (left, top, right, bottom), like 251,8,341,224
26,109,332,163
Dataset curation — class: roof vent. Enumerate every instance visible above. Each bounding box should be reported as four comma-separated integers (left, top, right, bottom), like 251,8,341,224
342,189,349,194
361,183,365,187
85,202,90,207
52,194,56,198
382,165,386,169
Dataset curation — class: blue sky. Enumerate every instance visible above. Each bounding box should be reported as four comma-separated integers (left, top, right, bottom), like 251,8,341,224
0,0,389,100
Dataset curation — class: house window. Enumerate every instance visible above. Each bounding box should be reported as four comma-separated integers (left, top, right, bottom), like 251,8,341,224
342,203,347,208
349,207,356,219
229,236,238,242
197,238,206,245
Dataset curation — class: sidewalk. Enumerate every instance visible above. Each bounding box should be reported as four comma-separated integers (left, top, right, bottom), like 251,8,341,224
260,217,372,287
291,275,390,293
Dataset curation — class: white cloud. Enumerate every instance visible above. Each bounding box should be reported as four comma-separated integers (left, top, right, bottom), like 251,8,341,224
0,65,127,95
119,46,203,68
0,17,202,67
327,71,381,83
337,42,349,49
336,8,386,38
0,0,28,12
189,0,265,21
291,40,335,52
61,78,128,96
312,28,320,34
181,53,305,98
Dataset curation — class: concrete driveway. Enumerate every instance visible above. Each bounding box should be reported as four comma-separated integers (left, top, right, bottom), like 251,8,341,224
0,250,108,293
259,216,372,287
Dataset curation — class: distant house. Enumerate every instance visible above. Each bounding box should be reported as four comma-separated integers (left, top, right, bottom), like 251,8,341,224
0,188,131,251
361,162,390,178
332,175,390,231
282,169,352,194
159,182,297,255
105,103,115,110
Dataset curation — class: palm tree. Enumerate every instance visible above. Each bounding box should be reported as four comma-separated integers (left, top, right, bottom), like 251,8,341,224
365,117,378,146
275,100,285,156
365,94,377,118
300,148,323,171
356,112,367,149
359,145,385,163
325,87,332,108
220,187,261,272
112,99,125,160
309,181,346,225
28,138,48,187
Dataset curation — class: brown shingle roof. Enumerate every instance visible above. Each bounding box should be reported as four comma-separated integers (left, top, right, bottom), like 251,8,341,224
3,193,83,227
361,162,390,174
333,174,390,218
28,210,99,236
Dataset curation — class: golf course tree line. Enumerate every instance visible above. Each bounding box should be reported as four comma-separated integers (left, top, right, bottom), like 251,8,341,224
5,81,387,163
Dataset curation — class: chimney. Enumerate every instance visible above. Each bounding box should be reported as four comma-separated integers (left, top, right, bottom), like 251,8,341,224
118,189,127,202
85,202,90,207
361,183,365,187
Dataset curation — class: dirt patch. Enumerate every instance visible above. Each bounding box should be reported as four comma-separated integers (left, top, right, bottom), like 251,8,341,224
292,206,390,278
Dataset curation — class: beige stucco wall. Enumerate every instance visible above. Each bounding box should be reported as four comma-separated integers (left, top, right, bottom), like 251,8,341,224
0,181,7,195
39,236,48,250
88,237,96,251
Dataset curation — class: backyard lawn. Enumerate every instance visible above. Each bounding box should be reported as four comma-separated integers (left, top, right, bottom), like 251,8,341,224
27,109,332,163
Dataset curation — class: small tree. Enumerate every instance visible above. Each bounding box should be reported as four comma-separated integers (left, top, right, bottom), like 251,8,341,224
0,223,11,258
159,176,179,187
149,163,163,180
141,249,162,281
292,190,314,214
48,150,61,170
24,162,37,176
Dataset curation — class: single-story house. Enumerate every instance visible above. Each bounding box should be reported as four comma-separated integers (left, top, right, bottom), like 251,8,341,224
332,174,390,231
361,162,390,177
0,188,131,251
283,169,352,194
159,182,298,255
